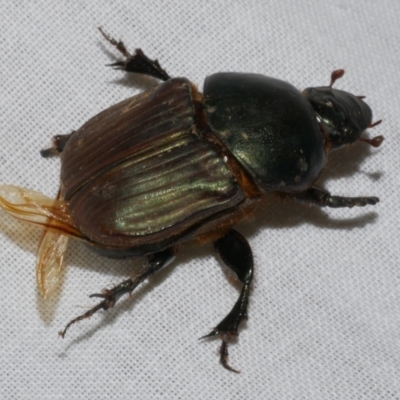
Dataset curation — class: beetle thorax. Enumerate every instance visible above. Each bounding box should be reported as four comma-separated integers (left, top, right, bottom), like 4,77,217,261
203,72,327,193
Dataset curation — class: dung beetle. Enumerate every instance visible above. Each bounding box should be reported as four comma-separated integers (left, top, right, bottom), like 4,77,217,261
0,29,383,373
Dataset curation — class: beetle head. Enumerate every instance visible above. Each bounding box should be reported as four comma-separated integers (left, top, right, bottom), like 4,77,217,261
303,86,374,149
302,70,382,150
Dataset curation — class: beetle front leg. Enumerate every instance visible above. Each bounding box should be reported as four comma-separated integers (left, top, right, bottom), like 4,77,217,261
98,28,171,81
283,186,379,208
202,229,254,373
59,248,176,338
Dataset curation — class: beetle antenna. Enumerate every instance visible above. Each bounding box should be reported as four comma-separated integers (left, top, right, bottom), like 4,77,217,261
357,95,366,100
329,69,345,88
359,135,384,147
359,119,383,147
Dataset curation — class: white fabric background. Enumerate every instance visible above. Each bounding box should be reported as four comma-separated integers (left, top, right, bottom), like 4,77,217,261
0,1,399,399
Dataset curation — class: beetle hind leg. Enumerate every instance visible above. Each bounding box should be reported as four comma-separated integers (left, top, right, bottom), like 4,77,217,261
40,132,75,158
201,229,254,373
59,248,175,338
98,27,171,81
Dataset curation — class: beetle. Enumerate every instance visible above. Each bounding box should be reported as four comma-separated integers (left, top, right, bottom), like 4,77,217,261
0,28,383,373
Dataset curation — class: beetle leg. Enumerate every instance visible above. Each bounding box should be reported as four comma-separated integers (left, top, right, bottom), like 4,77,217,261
201,229,254,373
282,186,379,208
59,248,176,338
98,27,171,81
40,132,75,158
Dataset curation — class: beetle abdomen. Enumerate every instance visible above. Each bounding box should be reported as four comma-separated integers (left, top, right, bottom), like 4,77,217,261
61,78,245,248
204,73,326,193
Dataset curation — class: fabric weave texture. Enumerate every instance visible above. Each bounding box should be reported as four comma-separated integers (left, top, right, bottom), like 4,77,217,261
0,1,399,399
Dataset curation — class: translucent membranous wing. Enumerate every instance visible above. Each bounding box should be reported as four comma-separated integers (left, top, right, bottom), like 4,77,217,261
0,185,85,298
36,229,68,298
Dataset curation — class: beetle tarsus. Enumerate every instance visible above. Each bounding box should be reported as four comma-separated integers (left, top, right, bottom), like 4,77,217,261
201,328,242,373
284,187,380,208
59,248,176,338
98,27,131,58
220,338,240,373
327,195,379,208
58,302,106,338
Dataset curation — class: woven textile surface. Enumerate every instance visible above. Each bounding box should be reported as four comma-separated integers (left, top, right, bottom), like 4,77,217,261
0,1,399,399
